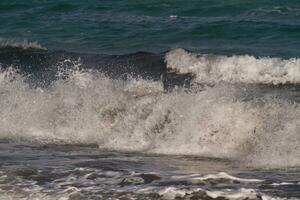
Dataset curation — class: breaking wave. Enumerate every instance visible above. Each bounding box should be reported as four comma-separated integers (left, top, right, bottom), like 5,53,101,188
166,48,300,85
0,47,300,168
0,39,46,50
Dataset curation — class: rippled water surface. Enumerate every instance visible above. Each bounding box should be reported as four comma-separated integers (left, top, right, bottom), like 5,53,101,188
1,0,300,56
0,143,299,199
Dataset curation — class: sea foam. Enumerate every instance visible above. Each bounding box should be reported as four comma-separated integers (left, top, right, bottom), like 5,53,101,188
0,53,300,168
166,48,300,85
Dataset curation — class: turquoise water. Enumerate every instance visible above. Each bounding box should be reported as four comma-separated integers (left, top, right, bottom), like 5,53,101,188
1,0,300,56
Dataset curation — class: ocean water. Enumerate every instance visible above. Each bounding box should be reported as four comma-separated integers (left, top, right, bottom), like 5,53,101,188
1,0,300,56
0,0,300,199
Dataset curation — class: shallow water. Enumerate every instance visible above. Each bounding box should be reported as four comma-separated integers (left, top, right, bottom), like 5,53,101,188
0,142,299,200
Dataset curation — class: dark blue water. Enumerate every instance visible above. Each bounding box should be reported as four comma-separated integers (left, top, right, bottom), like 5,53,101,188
1,0,300,56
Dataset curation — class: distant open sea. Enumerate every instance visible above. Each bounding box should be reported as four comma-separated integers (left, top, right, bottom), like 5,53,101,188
1,0,300,56
0,0,300,199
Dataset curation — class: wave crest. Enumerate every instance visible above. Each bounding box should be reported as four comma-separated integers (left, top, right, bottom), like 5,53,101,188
0,64,300,168
166,48,300,85
0,39,46,50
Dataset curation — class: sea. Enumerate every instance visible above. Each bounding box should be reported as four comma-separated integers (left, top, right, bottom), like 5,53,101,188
0,0,300,199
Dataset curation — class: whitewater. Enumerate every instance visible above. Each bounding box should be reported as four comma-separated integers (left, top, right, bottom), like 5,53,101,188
0,45,299,199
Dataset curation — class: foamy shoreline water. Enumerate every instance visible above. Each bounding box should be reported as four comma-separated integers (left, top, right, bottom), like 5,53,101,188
0,143,299,200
